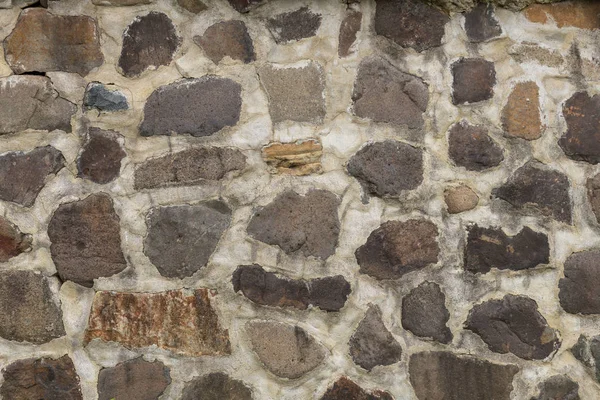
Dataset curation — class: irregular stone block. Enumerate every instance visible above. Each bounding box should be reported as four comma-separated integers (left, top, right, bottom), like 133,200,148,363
246,320,325,379
509,43,564,67
444,184,478,213
559,250,600,315
452,58,496,104
247,190,340,259
0,146,65,207
262,139,322,176
181,373,253,400
448,121,504,171
177,0,207,13
531,375,580,400
98,358,171,400
92,0,152,4
559,92,600,164
227,0,263,13
588,173,600,223
374,0,449,52
409,351,518,400
77,128,126,184
464,3,502,42
4,9,103,76
352,56,429,129
502,81,542,140
266,6,321,44
118,12,181,78
48,193,127,287
83,82,129,112
140,76,242,137
524,2,600,30
465,294,560,360
338,10,361,57
85,289,231,356
347,141,423,198
320,377,393,400
571,335,600,383
232,264,350,312
355,219,439,280
402,281,452,344
464,225,549,274
195,20,255,64
0,217,32,262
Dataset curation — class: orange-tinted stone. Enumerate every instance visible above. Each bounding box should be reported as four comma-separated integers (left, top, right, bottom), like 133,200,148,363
524,2,600,30
502,81,542,140
262,139,322,175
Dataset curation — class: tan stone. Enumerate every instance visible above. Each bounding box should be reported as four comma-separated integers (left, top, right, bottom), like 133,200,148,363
444,185,479,214
262,139,322,175
502,81,542,140
524,2,600,30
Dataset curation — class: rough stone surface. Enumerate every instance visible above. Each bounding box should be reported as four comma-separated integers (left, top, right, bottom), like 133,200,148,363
464,225,550,273
247,190,340,259
465,294,561,360
77,128,126,184
227,0,263,13
524,2,600,30
401,281,452,344
571,335,600,383
97,358,171,400
144,202,231,278
0,146,65,207
349,305,403,370
92,0,152,4
352,56,429,129
338,11,362,57
587,173,600,223
118,12,181,78
320,377,393,400
444,184,479,213
502,81,542,140
181,373,252,400
347,141,423,198
85,289,231,356
464,3,502,42
0,356,82,400
531,375,580,400
448,121,504,171
266,7,322,44
140,76,242,136
409,351,519,400
262,139,322,175
177,0,207,13
451,58,496,104
4,9,103,76
559,92,600,164
509,43,564,67
0,217,32,262
83,82,129,112
246,320,325,379
559,250,600,315
48,193,127,287
194,20,255,64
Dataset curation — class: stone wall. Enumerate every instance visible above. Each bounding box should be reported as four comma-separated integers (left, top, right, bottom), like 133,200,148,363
0,0,600,399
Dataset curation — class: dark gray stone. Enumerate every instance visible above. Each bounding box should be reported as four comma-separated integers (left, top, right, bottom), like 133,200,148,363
448,121,503,171
98,358,171,400
0,217,32,262
401,281,452,344
194,20,255,64
266,7,321,44
227,0,263,13
83,82,129,112
181,373,252,400
559,92,600,164
77,128,126,184
571,335,600,383
587,173,600,223
452,58,496,104
320,377,393,400
531,375,579,400
338,11,361,57
559,250,600,315
464,3,502,42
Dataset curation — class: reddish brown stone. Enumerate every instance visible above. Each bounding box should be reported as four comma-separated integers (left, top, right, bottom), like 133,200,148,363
338,11,362,57
524,2,600,30
97,358,171,400
559,92,600,164
452,58,496,104
502,82,542,140
77,128,126,184
194,20,255,64
0,217,31,262
262,140,322,175
320,377,393,400
85,289,231,356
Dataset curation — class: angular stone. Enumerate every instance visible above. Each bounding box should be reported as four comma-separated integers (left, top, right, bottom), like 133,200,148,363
465,225,550,274
347,140,423,198
118,12,181,78
258,62,325,123
48,193,127,287
194,20,255,64
0,270,65,344
85,289,231,356
92,0,152,4
402,281,452,344
247,190,340,259
571,335,600,383
181,373,252,400
465,294,560,360
349,305,403,370
0,356,82,400
83,82,129,112
352,56,429,128
559,250,600,315
464,3,502,42
588,173,600,223
444,184,479,213
448,121,504,171
77,128,126,184
227,0,263,13
0,217,32,262
524,2,600,30
246,320,325,379
144,202,231,279
98,358,171,400
140,76,242,136
559,92,600,164
266,7,321,44
531,375,580,400
262,139,322,176
0,76,76,134
409,351,518,400
452,58,496,104
320,377,393,400
134,147,245,190
177,0,207,13
338,11,362,57
509,43,564,67
356,219,439,280
502,81,542,140
0,146,65,207
232,264,350,312
374,0,449,52
492,162,572,223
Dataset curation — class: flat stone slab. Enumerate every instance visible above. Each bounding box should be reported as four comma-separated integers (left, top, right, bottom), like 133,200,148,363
402,281,452,344
181,373,253,400
77,128,126,184
559,250,600,315
194,20,255,64
0,217,32,262
97,358,171,400
266,6,321,44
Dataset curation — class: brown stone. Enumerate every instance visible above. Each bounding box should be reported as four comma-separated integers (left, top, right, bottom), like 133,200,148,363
97,358,171,400
502,81,542,140
77,128,126,184
262,139,322,175
452,58,496,104
531,375,580,400
444,185,479,213
4,9,103,76
92,0,152,4
320,377,393,400
338,11,362,57
524,2,600,30
194,20,255,64
177,0,207,13
559,92,600,164
227,0,263,13
85,289,231,356
0,217,32,262
266,7,322,44
559,250,600,315
181,373,253,400
464,3,502,42
587,173,600,223
402,281,452,344
448,121,504,171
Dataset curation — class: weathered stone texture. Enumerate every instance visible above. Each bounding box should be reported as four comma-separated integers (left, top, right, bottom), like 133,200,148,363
503,81,543,140
464,3,502,42
559,250,600,315
0,217,32,262
338,11,362,57
588,173,600,223
452,58,496,104
93,0,152,4
448,121,504,171
559,92,600,164
85,289,231,356
321,377,393,400
444,185,479,213
531,375,580,400
177,0,207,13
227,0,263,13
77,128,126,184
509,43,564,67
83,82,129,112
524,2,600,30
571,335,600,383
181,373,253,400
402,282,452,344
266,7,322,44
194,20,255,64
262,140,322,175
97,358,171,400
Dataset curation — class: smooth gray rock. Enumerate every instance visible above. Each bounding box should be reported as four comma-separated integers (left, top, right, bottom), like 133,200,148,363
83,82,129,112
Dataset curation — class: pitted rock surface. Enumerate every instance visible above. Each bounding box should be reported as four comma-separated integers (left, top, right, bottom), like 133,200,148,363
464,3,502,42
531,375,580,400
338,11,362,57
588,173,600,223
444,184,479,213
402,281,452,344
266,7,322,44
0,217,32,262
448,121,504,171
452,58,496,104
559,92,600,164
571,335,600,383
97,358,171,400
559,250,600,315
524,2,600,30
177,0,207,13
227,0,264,13
77,128,126,184
83,82,129,112
321,377,394,400
502,81,543,140
181,373,253,400
509,43,564,67
262,140,322,175
194,20,255,64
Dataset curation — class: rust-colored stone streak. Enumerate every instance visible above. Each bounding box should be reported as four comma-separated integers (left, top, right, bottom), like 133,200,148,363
524,2,600,30
262,139,323,175
85,289,231,356
502,81,543,140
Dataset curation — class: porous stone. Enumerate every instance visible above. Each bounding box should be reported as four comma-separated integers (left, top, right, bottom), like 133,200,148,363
356,219,439,280
559,92,600,164
232,264,351,311
320,377,393,400
144,202,231,278
140,76,242,136
0,356,82,400
349,305,403,370
464,3,502,42
509,43,564,67
266,7,322,44
77,128,126,184
262,140,322,175
524,2,600,30
444,185,479,213
177,0,207,13
247,190,340,259
347,141,423,198
97,358,171,400
465,294,561,360
194,20,255,64
0,146,65,207
0,217,32,262
227,0,263,13
246,320,325,379
571,335,600,383
0,270,65,344
48,193,127,287
92,0,152,4
502,81,542,140
402,281,452,344
464,225,550,273
83,82,129,112
409,351,519,400
4,9,103,76
559,250,600,315
352,56,429,129
374,0,449,52
181,373,252,400
118,12,181,78
531,375,580,400
258,62,325,123
451,58,496,104
588,173,600,223
492,162,572,223
0,76,76,134
338,10,362,57
448,121,503,171
85,289,231,356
